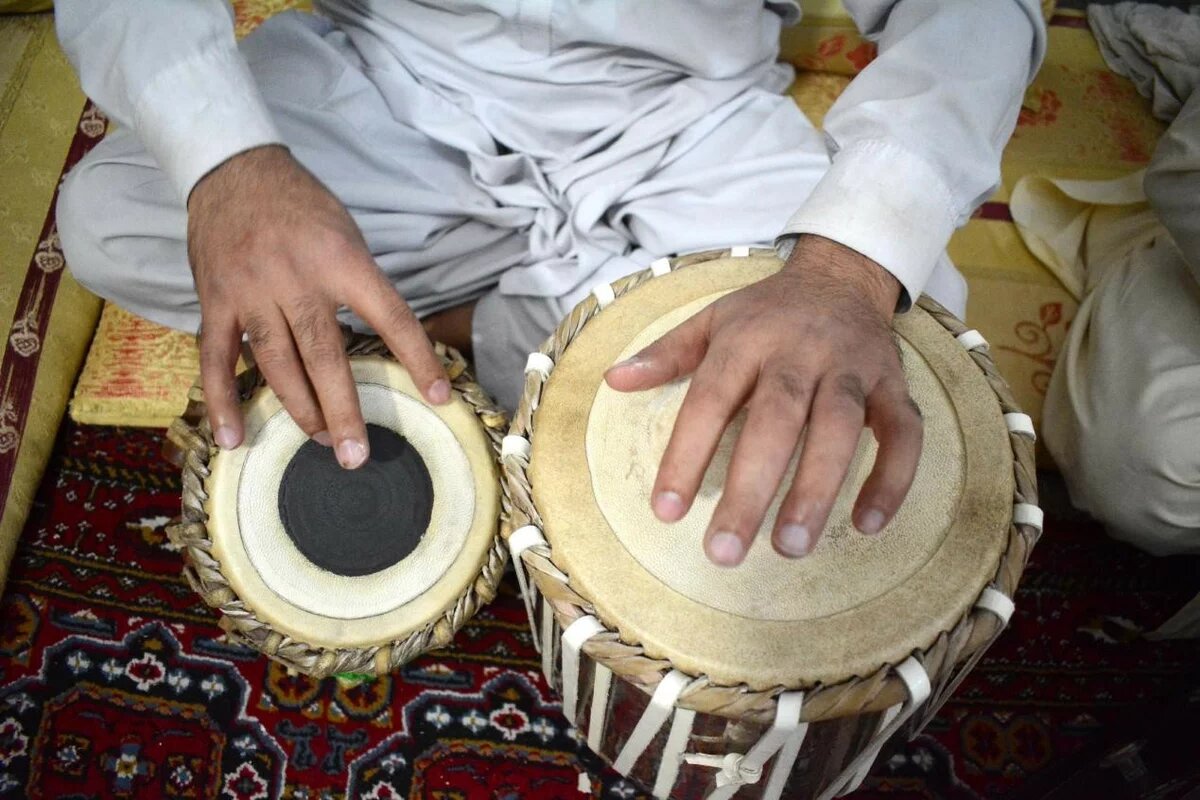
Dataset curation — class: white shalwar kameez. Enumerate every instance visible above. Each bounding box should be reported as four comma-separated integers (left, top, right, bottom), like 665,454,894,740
55,0,1044,409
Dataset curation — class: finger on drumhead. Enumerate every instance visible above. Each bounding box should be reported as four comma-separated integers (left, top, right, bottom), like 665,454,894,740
243,308,335,458
199,312,245,451
854,383,923,535
604,307,711,392
353,268,450,405
706,376,808,566
652,347,751,524
285,298,369,468
773,373,867,556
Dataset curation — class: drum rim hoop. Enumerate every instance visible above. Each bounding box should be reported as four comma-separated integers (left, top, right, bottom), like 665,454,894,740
501,247,1041,725
167,339,510,679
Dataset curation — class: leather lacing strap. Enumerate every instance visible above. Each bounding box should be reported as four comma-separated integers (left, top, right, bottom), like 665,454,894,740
525,352,554,379
561,615,607,721
501,434,531,459
591,282,616,309
681,691,808,800
557,613,618,754
540,595,555,684
819,657,932,799
1013,503,1044,533
614,670,693,776
650,257,673,277
915,585,1018,734
1004,412,1036,439
955,329,989,351
506,524,550,652
654,704,697,798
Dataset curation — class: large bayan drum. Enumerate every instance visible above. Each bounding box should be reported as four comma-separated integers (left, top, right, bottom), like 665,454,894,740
167,339,508,678
501,248,1041,799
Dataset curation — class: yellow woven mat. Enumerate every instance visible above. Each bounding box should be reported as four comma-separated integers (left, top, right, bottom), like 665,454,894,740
70,305,202,428
0,14,101,594
781,0,1058,77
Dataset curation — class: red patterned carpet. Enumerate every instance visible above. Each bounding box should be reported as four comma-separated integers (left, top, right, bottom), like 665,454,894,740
0,422,1197,799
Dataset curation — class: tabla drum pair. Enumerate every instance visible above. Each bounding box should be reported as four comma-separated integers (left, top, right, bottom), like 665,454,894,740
168,248,1041,799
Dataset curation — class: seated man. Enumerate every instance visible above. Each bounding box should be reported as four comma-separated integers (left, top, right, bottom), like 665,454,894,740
1042,88,1200,561
55,0,1044,566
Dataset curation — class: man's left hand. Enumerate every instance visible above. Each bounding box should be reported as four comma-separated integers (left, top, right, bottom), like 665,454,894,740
604,235,923,566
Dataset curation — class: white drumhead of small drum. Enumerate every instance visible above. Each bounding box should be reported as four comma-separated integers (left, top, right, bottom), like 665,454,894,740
238,384,474,619
206,357,499,650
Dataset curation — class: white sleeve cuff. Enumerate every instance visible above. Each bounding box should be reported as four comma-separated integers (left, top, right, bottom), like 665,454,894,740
776,140,959,312
133,45,284,203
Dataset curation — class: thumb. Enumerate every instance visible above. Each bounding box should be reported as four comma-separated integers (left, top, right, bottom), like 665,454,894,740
604,307,711,392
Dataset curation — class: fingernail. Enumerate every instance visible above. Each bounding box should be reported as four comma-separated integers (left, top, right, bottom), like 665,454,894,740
612,356,644,370
214,425,239,450
709,531,744,566
859,509,886,535
428,379,451,405
777,523,811,557
336,438,368,469
652,491,685,521
313,430,332,447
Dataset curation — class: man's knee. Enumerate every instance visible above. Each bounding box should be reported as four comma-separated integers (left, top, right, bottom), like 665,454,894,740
57,153,129,299
56,135,192,325
1068,410,1200,555
470,288,565,412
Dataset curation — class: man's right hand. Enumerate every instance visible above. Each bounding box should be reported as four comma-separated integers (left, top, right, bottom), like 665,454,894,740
187,145,449,469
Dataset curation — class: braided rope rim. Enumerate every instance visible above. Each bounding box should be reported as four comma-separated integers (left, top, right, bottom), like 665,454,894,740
166,338,509,679
501,247,1040,725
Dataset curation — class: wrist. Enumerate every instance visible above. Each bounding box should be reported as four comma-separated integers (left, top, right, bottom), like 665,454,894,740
781,234,901,318
188,144,291,211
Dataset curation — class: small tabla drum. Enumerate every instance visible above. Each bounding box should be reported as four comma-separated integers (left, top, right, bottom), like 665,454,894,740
501,247,1041,800
167,338,508,678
